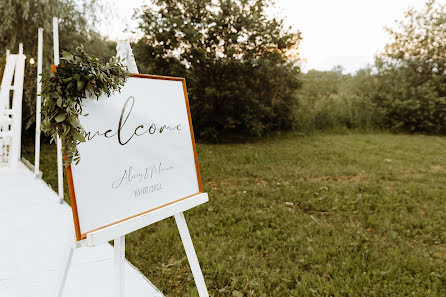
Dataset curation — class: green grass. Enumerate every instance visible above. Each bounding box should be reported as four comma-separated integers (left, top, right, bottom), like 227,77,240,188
22,133,446,296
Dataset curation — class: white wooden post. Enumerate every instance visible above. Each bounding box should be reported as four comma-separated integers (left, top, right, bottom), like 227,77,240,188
10,42,25,169
0,54,15,164
0,52,9,163
35,28,43,177
113,236,126,297
174,212,209,297
53,17,64,203
9,54,25,169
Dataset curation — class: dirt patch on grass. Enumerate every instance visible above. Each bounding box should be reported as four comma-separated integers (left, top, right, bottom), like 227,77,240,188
404,165,445,174
206,174,372,188
303,173,370,183
430,165,444,172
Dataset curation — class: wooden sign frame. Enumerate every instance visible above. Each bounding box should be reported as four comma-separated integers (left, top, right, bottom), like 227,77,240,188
65,73,203,241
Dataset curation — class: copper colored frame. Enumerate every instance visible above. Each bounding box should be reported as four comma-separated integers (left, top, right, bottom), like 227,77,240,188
64,73,203,241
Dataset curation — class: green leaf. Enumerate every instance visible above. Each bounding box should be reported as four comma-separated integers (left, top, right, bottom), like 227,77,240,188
67,81,75,89
69,117,81,128
63,124,70,136
47,98,55,110
77,80,85,91
54,113,66,123
62,50,74,61
56,98,62,107
71,128,86,142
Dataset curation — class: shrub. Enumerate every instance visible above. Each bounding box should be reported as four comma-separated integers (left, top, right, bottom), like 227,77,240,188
295,69,381,133
373,0,446,133
134,0,302,141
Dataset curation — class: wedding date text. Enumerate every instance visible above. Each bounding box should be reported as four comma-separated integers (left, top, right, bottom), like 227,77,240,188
134,183,162,198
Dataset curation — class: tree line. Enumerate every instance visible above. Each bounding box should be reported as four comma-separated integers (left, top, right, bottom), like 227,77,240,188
298,0,445,134
1,0,444,141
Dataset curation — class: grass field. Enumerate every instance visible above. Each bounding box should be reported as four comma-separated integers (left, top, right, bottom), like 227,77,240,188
22,133,446,296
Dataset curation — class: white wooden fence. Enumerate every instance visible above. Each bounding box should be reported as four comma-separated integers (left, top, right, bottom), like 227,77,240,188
0,45,25,169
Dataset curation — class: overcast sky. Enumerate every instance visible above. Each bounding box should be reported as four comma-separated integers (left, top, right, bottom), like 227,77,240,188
103,0,441,73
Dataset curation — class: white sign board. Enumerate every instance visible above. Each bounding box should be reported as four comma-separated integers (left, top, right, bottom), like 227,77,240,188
68,74,202,240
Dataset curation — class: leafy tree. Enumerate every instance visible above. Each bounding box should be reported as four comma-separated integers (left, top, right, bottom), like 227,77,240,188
374,0,446,133
295,68,380,132
0,0,115,131
134,0,302,140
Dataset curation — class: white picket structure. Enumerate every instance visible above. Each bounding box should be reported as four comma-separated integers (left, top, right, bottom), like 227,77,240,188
0,49,25,169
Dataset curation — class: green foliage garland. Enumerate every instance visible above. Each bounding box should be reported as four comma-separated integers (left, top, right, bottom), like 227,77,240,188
41,46,130,166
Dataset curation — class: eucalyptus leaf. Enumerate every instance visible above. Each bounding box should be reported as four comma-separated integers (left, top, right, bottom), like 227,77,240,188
47,99,55,110
67,81,75,89
77,80,85,91
54,113,66,123
69,117,81,128
71,128,86,142
62,50,74,61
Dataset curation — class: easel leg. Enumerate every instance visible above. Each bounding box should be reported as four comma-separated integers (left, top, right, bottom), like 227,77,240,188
174,212,209,297
113,235,125,297
55,243,75,297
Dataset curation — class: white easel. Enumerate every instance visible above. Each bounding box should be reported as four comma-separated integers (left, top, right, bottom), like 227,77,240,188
54,32,210,297
0,44,25,169
56,194,210,297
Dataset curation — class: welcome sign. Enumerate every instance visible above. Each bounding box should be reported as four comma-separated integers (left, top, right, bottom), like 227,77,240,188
67,74,202,240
